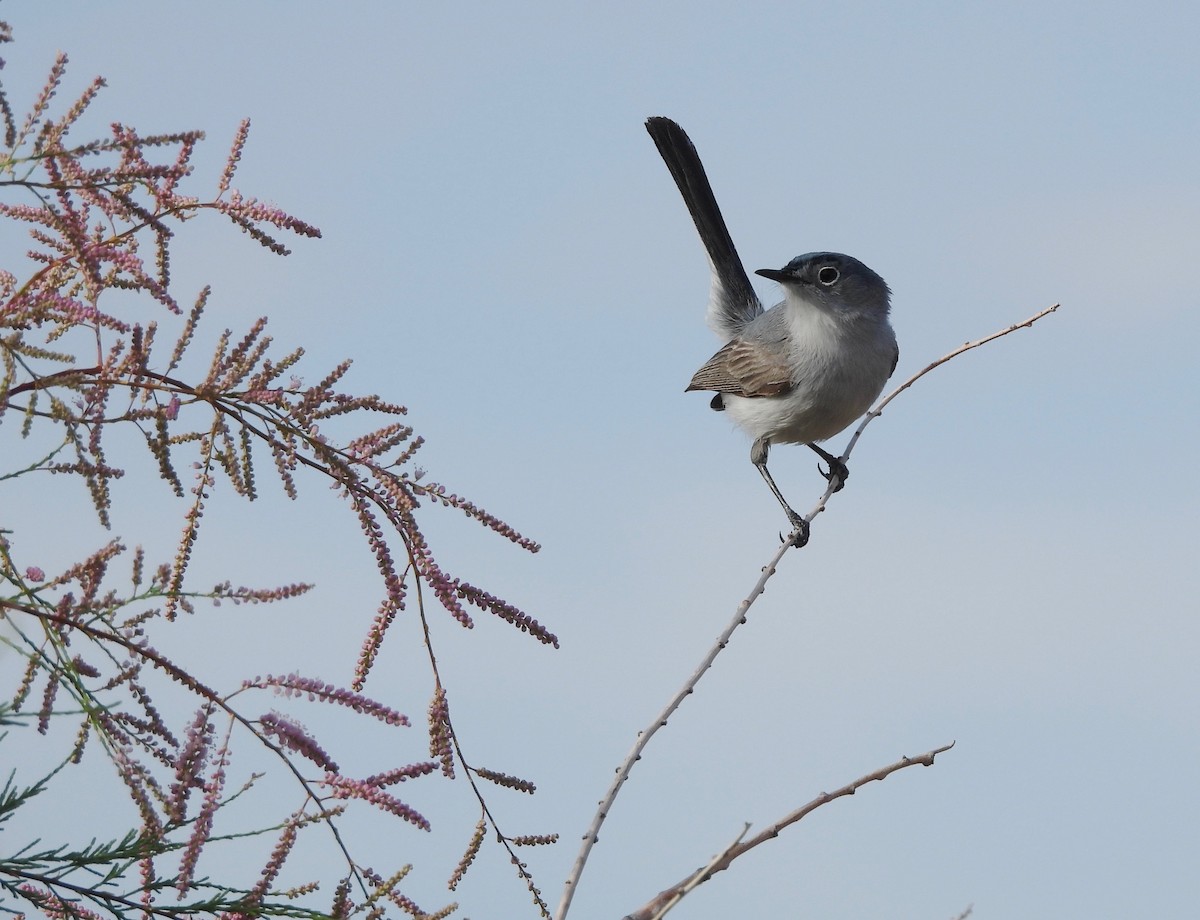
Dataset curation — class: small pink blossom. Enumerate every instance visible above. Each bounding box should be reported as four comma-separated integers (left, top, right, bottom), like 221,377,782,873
25,566,45,582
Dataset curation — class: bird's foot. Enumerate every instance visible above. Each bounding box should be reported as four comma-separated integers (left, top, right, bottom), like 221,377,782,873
818,457,849,493
782,514,810,548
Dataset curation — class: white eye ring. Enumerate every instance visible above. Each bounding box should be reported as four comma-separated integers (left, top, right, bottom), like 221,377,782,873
817,266,839,285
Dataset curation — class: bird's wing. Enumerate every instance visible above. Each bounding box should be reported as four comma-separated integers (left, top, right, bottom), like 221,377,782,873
645,117,762,338
686,338,793,398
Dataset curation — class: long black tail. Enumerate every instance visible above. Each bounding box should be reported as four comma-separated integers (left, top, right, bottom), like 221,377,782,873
645,116,762,336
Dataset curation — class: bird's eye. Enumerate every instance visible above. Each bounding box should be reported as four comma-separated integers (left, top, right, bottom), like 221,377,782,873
817,266,839,285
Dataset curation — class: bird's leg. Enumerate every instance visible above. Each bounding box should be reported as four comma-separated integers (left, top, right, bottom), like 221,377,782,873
751,438,809,548
808,443,849,493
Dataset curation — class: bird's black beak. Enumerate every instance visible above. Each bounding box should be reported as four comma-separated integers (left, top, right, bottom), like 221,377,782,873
755,268,801,284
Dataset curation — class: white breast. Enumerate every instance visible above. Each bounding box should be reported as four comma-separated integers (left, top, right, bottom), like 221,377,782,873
722,297,895,446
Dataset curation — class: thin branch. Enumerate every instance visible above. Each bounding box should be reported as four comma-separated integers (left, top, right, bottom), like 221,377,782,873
839,303,1061,464
803,303,1061,531
554,304,1059,920
553,537,791,920
625,743,956,920
644,824,749,920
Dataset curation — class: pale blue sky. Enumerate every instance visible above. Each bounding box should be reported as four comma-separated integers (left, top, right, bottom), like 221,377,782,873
3,3,1199,918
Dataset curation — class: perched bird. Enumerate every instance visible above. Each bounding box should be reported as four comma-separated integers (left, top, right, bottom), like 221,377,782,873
646,116,898,546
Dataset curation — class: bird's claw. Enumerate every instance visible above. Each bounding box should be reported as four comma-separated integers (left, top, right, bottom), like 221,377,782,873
784,516,810,548
817,458,849,493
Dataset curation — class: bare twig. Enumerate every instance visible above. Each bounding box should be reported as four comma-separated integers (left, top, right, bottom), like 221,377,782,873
553,534,793,920
645,824,749,920
625,743,956,920
554,305,1058,920
839,303,1061,464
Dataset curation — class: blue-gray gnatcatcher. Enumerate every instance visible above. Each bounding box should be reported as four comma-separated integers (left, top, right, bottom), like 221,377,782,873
645,116,898,546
